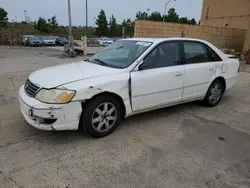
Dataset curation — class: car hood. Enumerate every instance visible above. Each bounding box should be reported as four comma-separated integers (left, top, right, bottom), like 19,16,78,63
60,40,68,43
30,40,41,43
28,61,122,88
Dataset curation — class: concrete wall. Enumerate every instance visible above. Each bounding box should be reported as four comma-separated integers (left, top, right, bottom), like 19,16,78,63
134,20,246,51
200,0,250,29
244,19,250,50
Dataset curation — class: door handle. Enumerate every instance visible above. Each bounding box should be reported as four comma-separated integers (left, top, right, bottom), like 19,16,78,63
175,73,183,76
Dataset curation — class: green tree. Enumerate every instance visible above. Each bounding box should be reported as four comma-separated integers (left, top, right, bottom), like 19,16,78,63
36,17,48,32
122,19,134,37
116,24,123,37
178,17,189,24
136,11,148,20
122,19,133,27
49,15,58,28
109,15,117,37
165,8,179,23
178,17,197,25
148,11,162,21
0,7,8,27
189,18,197,25
96,10,108,36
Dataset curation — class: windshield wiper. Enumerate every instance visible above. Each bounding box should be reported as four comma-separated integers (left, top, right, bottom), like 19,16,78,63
93,58,108,66
115,46,124,50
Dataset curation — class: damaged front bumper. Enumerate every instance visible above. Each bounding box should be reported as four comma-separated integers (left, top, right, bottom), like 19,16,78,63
19,85,82,131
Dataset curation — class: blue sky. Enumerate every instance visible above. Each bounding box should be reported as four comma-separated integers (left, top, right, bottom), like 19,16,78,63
1,0,203,26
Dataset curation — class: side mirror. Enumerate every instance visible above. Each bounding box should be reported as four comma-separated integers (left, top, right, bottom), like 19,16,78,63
138,63,148,71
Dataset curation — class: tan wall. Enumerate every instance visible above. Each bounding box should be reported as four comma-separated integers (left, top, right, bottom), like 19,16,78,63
244,19,250,50
134,20,246,51
200,0,250,29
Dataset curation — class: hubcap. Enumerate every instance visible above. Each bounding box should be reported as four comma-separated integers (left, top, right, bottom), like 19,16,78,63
209,84,222,104
91,102,117,132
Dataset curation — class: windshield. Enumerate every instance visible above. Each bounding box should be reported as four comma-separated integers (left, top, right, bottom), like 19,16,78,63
29,37,40,40
59,37,67,40
43,36,53,40
89,40,152,69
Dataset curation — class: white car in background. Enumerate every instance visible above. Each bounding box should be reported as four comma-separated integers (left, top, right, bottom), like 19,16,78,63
19,38,239,138
98,37,114,46
41,36,56,46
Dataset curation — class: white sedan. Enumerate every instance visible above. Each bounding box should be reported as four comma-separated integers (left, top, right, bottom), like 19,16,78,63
98,37,114,46
19,38,239,138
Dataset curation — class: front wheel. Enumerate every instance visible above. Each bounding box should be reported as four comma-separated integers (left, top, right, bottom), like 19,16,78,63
203,79,225,107
80,95,122,138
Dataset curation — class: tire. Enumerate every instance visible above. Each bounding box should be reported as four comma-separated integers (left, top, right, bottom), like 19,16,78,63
203,79,225,107
80,95,122,138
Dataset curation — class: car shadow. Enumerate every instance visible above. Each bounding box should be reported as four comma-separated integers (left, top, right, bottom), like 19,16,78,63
20,96,232,146
27,101,199,143
121,101,198,125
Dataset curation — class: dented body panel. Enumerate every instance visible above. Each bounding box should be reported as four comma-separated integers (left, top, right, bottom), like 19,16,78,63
61,72,133,116
19,85,82,130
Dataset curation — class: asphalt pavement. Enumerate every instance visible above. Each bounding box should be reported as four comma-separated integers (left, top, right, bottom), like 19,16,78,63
0,46,250,188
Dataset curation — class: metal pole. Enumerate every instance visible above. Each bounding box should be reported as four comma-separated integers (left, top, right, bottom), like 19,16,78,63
82,0,88,57
163,0,175,22
67,0,73,47
146,8,150,19
24,10,27,22
85,0,88,36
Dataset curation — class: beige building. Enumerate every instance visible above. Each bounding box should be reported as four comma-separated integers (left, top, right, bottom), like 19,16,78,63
200,0,250,50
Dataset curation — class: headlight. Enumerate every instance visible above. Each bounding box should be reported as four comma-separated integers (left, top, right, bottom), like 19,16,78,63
35,89,76,104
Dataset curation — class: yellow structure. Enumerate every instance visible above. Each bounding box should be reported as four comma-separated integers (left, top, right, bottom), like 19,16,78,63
200,0,250,50
200,0,250,29
134,20,246,51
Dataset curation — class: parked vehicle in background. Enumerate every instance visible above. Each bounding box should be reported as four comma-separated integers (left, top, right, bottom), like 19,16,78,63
51,36,59,40
19,38,239,138
26,36,43,47
112,37,123,42
87,38,100,47
55,37,69,46
22,35,33,46
40,36,56,46
98,37,114,46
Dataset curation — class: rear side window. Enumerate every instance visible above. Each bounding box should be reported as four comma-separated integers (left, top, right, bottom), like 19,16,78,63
183,42,213,64
207,46,222,61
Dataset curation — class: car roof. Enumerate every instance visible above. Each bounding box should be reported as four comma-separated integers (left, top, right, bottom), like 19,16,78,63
121,37,208,44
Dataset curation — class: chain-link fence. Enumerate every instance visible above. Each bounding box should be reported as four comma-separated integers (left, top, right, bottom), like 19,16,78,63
0,26,22,46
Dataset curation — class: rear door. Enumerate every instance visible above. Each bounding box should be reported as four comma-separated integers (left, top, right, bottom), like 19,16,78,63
182,41,217,100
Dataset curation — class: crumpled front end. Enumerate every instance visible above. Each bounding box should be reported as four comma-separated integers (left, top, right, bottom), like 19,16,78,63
19,85,82,131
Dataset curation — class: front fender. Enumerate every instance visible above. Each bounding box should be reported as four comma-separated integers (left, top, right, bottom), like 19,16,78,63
59,72,133,116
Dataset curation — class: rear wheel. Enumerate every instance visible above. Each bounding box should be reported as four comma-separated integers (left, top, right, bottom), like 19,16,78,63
203,79,225,107
80,95,122,138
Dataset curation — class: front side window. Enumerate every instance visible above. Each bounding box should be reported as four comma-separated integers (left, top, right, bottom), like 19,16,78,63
89,40,152,69
183,42,213,64
143,41,181,69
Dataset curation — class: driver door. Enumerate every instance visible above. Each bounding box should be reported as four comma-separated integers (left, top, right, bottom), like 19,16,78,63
131,41,184,112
